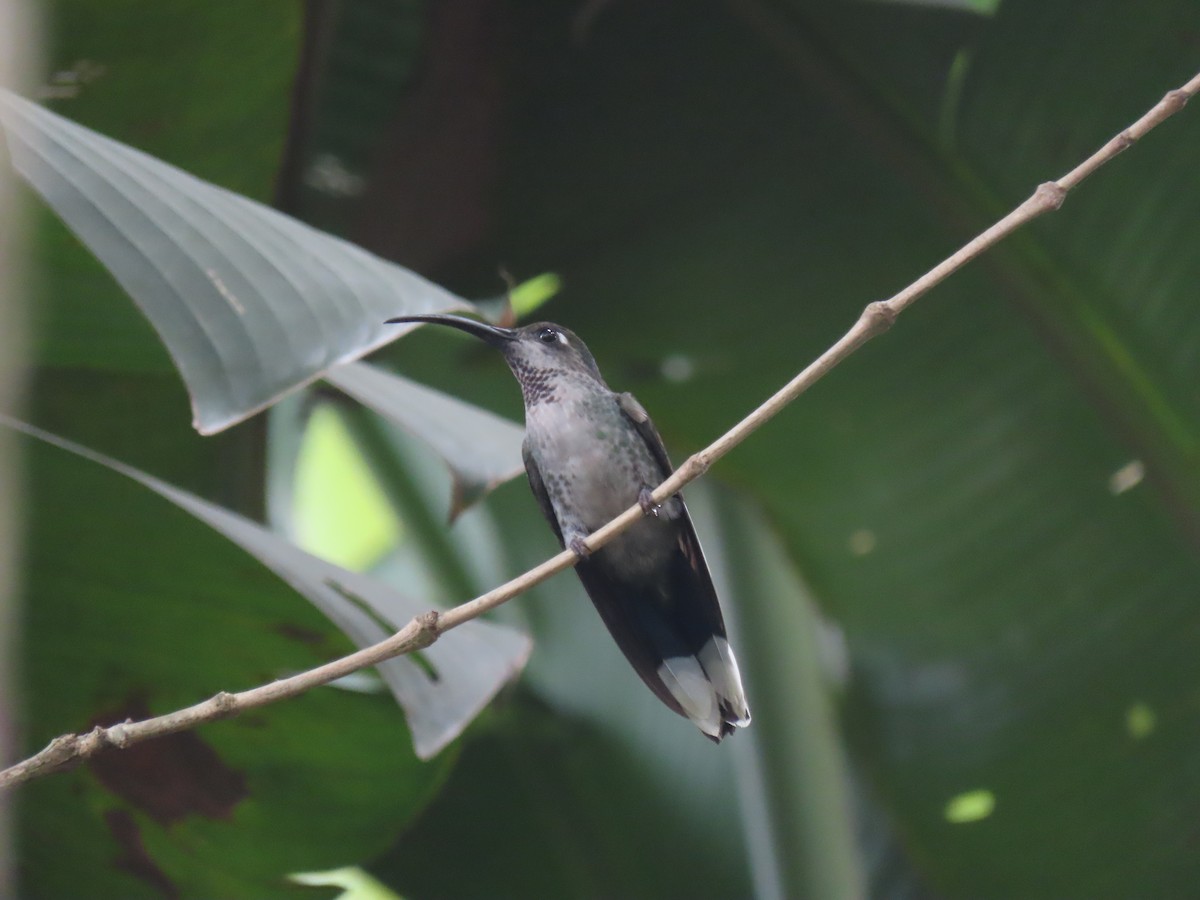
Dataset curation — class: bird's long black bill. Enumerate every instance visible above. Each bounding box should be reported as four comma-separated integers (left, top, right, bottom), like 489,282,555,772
386,313,517,348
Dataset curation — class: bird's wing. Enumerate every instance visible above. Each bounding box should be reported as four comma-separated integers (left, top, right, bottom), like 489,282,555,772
615,391,714,583
522,442,564,545
616,391,675,481
614,391,751,739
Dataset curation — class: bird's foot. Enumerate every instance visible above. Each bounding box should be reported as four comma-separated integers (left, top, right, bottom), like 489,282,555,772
569,536,592,560
638,485,661,517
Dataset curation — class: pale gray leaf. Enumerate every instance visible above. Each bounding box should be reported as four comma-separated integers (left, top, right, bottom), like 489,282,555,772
2,415,531,759
324,361,525,519
0,89,472,435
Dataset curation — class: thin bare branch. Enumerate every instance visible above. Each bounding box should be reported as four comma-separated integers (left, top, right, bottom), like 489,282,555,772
2,70,1196,794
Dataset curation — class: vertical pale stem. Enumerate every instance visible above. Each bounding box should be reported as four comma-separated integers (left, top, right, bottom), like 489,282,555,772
710,489,865,900
0,0,38,893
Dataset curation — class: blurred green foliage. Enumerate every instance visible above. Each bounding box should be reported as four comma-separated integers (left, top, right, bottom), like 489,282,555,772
9,0,1200,898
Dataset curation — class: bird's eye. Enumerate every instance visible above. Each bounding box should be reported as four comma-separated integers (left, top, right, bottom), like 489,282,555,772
537,328,558,345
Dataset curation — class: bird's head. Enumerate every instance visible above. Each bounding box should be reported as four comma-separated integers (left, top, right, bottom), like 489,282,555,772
386,314,607,402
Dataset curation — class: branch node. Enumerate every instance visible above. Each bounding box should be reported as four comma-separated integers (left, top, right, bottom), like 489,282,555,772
1033,181,1067,211
414,610,442,648
868,301,897,336
106,720,134,747
1163,88,1190,112
83,725,112,753
688,451,712,478
212,691,238,715
47,733,80,760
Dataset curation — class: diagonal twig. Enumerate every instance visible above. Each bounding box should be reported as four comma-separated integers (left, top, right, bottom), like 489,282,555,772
2,70,1197,794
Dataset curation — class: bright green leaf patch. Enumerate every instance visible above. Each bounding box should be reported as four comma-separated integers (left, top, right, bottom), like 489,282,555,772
293,404,400,571
322,362,524,521
944,790,996,824
292,866,403,900
1125,702,1157,740
509,271,562,319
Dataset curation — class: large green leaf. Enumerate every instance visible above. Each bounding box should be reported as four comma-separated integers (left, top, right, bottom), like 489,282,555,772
0,89,472,434
5,416,530,760
27,0,303,375
16,426,451,898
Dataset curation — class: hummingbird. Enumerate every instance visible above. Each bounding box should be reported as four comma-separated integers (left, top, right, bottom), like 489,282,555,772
387,314,751,741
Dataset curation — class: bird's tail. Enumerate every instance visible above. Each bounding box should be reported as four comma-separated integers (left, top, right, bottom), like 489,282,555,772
657,635,751,741
576,557,751,741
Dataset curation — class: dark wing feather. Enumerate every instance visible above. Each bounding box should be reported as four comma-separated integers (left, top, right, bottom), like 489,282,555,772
570,560,689,717
616,392,674,480
615,392,728,642
522,443,563,545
